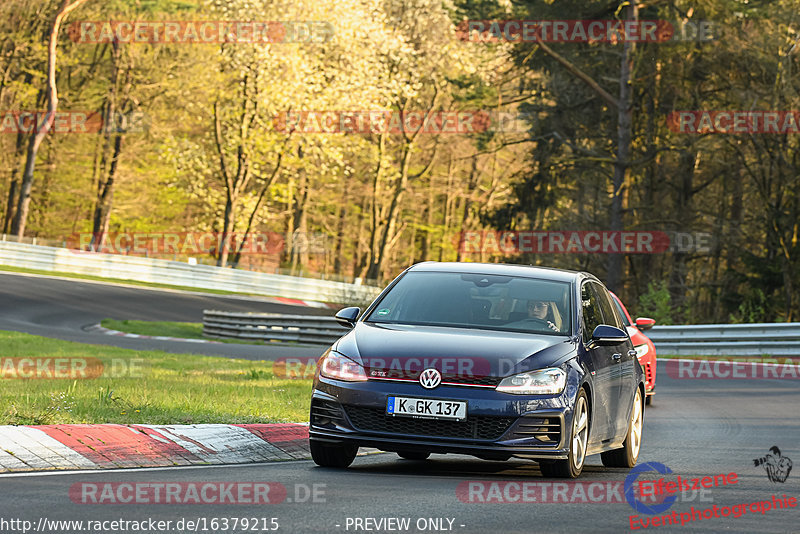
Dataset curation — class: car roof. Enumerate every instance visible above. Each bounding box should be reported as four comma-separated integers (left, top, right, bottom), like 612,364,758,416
407,261,596,284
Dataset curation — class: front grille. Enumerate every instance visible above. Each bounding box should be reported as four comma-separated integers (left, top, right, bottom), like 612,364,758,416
368,372,501,387
311,398,345,427
510,416,561,444
442,374,501,387
344,406,515,440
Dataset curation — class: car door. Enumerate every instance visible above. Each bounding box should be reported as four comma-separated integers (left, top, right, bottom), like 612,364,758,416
579,281,614,443
591,282,635,441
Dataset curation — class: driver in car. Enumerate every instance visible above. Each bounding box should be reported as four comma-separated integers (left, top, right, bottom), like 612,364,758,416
528,299,561,332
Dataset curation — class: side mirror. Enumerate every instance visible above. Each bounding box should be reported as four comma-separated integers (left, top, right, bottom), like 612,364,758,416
635,317,656,331
588,324,629,347
334,307,361,328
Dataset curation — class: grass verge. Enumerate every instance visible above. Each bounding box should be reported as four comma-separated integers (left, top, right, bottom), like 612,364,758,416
100,319,268,345
101,319,204,339
0,330,312,425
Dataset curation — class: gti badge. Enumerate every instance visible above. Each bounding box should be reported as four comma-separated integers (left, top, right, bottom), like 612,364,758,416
419,368,442,389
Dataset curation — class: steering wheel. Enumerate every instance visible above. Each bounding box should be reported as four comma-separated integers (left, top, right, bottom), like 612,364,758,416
523,317,549,327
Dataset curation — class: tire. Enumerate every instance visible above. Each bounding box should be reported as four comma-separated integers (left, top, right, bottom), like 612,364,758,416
645,394,653,406
601,387,643,468
539,388,589,478
397,451,431,461
310,440,358,468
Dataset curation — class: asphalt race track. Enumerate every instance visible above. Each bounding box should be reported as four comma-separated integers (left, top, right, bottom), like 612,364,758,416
0,271,329,360
1,364,797,533
0,271,798,533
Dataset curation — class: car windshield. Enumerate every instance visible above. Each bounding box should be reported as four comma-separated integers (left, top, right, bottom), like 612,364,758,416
365,271,572,335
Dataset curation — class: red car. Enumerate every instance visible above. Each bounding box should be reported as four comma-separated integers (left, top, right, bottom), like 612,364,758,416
610,292,657,405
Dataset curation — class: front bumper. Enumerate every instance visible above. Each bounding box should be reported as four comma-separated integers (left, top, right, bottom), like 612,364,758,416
309,376,578,460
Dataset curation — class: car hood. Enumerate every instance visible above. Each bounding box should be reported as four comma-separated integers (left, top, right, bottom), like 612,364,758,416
333,322,577,379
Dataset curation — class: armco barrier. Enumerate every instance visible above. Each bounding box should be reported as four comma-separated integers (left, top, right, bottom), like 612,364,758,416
0,240,381,304
648,323,800,356
203,311,347,344
201,312,800,353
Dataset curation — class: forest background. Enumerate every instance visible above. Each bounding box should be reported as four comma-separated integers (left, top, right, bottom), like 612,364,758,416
1,0,798,324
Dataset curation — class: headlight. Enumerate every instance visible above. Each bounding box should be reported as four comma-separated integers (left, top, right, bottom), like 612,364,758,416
496,367,566,395
320,351,367,381
634,344,649,359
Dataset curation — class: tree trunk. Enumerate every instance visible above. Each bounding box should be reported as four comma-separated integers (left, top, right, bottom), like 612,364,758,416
290,167,309,273
2,178,17,235
667,144,697,320
333,177,348,273
354,194,370,280
438,156,454,262
11,0,90,238
421,173,435,260
371,140,412,277
91,134,122,249
366,134,386,277
231,154,283,267
637,56,661,300
91,39,128,250
456,155,479,262
607,1,638,292
720,168,743,319
218,192,237,267
213,95,251,267
2,130,28,234
366,96,439,280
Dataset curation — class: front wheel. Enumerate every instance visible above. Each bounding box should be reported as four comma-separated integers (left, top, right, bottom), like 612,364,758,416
310,440,358,468
539,389,589,478
601,387,643,468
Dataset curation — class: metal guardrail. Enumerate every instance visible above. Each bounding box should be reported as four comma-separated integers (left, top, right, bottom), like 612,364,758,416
203,311,348,345
648,323,800,356
203,312,800,354
0,240,381,304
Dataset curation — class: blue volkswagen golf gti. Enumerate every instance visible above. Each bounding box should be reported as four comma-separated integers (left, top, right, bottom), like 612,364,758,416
309,262,645,478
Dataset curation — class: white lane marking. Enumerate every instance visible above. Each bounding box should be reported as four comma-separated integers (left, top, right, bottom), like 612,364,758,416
664,357,800,367
0,458,313,478
88,324,222,344
0,449,387,478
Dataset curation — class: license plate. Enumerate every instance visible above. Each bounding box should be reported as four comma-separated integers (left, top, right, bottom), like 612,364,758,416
386,396,467,421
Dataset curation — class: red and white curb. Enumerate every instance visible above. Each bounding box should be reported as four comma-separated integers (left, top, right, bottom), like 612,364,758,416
271,297,338,309
0,423,314,473
86,324,223,344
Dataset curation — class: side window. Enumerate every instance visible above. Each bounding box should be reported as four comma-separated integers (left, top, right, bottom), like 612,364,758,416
592,282,624,330
611,295,632,327
580,282,603,343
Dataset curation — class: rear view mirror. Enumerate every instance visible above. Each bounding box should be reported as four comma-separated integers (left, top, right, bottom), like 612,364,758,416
589,324,629,347
334,307,361,328
635,317,656,331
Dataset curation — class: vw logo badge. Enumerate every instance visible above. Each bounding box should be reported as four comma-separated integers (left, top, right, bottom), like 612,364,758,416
419,368,442,389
